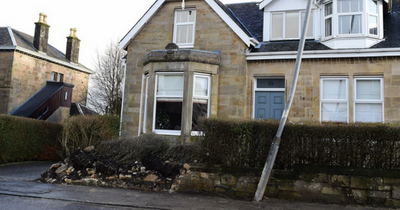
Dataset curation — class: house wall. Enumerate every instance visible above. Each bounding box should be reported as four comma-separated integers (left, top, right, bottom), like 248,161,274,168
0,51,13,115
122,0,249,137
247,56,400,123
6,51,89,114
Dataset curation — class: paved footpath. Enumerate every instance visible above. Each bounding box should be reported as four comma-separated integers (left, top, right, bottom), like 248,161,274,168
0,162,389,210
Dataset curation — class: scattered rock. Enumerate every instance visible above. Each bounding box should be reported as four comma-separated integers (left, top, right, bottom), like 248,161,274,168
39,149,187,192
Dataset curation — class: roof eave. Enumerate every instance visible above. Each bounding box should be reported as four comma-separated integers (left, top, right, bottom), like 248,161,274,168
246,48,400,60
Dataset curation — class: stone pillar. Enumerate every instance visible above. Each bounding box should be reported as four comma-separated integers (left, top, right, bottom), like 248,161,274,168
66,28,80,63
181,70,194,143
33,13,50,53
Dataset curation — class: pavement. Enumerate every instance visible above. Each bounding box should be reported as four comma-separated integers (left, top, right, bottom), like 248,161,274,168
0,162,389,210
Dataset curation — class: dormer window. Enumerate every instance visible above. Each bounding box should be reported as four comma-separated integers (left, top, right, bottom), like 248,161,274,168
173,9,196,48
271,11,313,40
323,0,381,38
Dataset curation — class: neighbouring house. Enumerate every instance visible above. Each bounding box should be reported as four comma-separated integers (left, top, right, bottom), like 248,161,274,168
0,13,93,122
119,0,400,142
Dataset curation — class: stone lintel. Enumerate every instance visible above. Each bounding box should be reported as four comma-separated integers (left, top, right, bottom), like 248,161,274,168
143,49,221,66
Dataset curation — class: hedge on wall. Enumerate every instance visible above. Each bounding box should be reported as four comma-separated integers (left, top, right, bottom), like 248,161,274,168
0,115,63,163
199,118,400,170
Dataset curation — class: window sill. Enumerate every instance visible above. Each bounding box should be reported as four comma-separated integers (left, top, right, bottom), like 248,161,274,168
154,130,181,136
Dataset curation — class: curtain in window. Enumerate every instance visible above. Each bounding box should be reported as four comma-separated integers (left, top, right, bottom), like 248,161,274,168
355,79,382,122
321,79,348,122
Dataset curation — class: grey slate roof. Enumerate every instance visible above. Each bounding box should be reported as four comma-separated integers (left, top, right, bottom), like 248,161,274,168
0,27,92,73
0,27,71,63
224,0,400,52
9,82,65,117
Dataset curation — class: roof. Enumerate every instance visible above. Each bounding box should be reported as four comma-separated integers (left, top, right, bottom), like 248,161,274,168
0,27,93,74
9,81,73,117
70,102,98,116
119,0,259,49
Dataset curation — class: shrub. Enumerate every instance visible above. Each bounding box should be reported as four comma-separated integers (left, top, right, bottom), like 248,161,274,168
96,133,170,166
0,115,62,163
60,115,119,157
198,118,400,170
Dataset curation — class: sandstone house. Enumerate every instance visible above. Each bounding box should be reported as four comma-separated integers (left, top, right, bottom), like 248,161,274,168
119,0,400,142
0,13,93,121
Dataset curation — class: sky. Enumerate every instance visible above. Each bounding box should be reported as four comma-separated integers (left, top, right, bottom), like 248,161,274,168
1,0,259,70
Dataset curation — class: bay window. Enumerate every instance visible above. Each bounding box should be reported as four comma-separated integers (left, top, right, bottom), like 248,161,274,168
192,74,210,133
354,77,383,122
153,73,211,135
320,77,349,122
154,74,184,134
323,0,381,38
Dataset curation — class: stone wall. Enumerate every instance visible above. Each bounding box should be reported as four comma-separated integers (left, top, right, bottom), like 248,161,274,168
0,51,13,114
5,51,89,114
247,57,400,123
175,165,400,208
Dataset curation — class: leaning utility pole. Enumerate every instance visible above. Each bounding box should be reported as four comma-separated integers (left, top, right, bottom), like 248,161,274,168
254,0,313,202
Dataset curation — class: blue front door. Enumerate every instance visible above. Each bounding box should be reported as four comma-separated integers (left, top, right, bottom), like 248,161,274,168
255,91,284,120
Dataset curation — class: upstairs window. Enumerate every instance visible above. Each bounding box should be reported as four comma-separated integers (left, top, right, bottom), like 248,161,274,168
173,9,196,48
271,11,313,40
323,0,381,38
338,0,363,34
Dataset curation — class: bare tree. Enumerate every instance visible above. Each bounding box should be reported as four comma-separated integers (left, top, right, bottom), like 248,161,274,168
88,41,126,116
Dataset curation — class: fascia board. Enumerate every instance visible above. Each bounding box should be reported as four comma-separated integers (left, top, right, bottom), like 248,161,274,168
246,48,400,60
119,0,165,50
259,0,273,9
205,0,251,47
14,46,94,74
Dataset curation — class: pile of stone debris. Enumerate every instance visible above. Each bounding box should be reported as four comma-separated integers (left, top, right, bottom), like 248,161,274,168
39,147,190,192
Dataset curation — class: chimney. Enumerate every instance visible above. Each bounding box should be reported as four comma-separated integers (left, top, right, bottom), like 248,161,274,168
33,13,50,53
66,28,80,63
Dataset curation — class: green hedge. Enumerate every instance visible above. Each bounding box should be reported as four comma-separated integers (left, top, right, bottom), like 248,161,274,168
199,119,400,170
0,115,63,163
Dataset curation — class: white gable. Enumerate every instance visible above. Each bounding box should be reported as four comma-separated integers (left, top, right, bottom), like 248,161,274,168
119,0,257,50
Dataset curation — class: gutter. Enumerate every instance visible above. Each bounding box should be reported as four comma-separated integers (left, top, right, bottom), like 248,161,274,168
246,48,400,60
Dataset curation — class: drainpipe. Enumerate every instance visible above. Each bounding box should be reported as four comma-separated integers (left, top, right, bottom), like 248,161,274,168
254,0,313,202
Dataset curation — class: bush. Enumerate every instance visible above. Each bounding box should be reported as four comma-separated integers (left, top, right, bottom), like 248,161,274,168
60,115,120,157
0,115,62,163
198,118,400,170
96,133,170,166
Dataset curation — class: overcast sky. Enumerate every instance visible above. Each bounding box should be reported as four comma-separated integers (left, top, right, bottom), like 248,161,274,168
1,0,259,70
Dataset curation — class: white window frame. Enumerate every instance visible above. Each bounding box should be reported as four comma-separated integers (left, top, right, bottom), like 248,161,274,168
191,73,211,136
143,75,149,134
270,10,314,40
153,72,184,135
322,0,381,39
367,0,379,36
173,9,196,48
324,2,333,38
320,77,349,123
353,77,384,122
